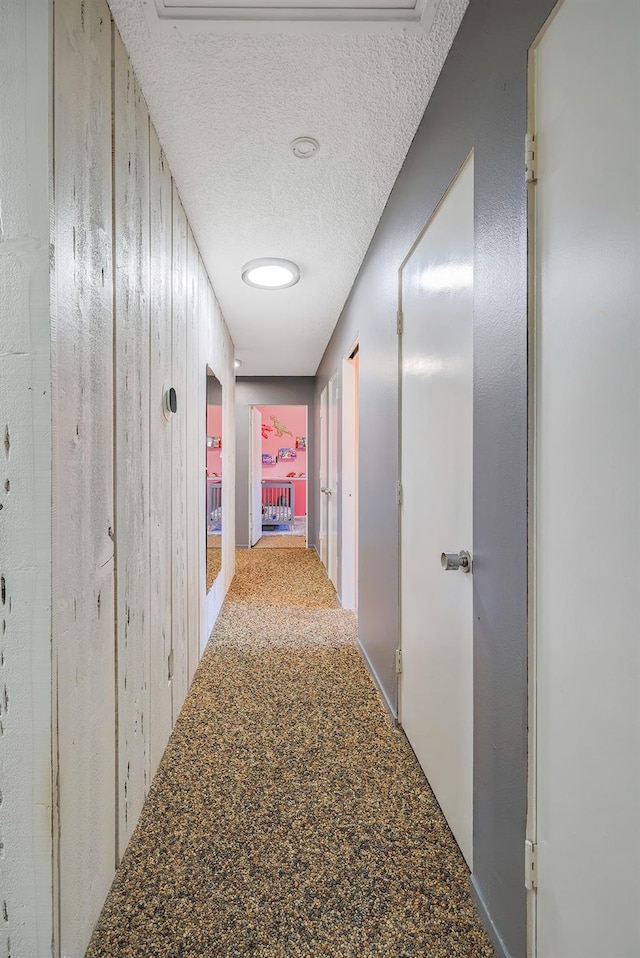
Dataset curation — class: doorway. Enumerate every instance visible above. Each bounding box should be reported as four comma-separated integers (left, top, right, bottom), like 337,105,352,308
249,404,308,549
399,153,474,869
530,2,640,955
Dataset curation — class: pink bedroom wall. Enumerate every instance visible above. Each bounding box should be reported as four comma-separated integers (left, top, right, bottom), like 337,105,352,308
258,405,307,516
206,404,223,476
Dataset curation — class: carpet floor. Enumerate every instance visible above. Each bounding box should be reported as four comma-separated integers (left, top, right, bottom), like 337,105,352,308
253,535,306,549
260,518,307,538
87,549,494,958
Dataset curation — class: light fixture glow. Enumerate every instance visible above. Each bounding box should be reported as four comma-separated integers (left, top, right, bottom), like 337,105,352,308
241,258,300,290
234,359,243,368
419,262,473,294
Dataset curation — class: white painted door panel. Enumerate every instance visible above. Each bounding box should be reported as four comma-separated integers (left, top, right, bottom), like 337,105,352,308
319,386,328,569
534,2,640,956
250,407,262,546
400,155,474,868
328,373,339,590
341,350,359,610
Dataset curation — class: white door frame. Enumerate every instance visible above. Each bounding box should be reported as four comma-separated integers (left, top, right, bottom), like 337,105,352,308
341,339,359,610
249,403,309,548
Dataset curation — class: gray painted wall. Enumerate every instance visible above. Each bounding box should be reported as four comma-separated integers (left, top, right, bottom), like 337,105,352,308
314,1,556,955
235,378,315,547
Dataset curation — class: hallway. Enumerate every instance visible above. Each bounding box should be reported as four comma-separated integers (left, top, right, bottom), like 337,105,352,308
87,549,493,957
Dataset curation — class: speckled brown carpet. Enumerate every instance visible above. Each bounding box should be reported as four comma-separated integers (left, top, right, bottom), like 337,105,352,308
87,548,494,958
253,535,306,549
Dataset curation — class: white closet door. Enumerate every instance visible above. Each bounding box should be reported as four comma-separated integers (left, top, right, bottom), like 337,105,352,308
533,1,640,955
400,155,474,868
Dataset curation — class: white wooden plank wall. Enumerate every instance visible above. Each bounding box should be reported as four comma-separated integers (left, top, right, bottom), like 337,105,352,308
171,188,189,718
148,128,174,779
113,31,152,858
1,2,237,951
0,2,52,955
185,229,201,684
52,0,117,951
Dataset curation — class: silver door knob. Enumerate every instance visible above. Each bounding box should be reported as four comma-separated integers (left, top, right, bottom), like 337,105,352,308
441,550,472,573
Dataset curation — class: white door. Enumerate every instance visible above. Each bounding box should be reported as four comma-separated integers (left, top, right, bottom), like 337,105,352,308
400,154,474,868
341,347,359,610
319,385,328,569
250,407,262,547
532,2,640,956
327,373,339,591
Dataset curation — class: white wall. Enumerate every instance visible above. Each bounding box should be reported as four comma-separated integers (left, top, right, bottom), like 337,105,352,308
0,2,53,955
0,1,236,954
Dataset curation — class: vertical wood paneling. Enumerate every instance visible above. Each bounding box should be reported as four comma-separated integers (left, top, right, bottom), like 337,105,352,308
148,127,173,778
0,2,236,950
185,229,201,683
171,187,189,716
0,2,52,955
113,31,151,858
52,0,116,951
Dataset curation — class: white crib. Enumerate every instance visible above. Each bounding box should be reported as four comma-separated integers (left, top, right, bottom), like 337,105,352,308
261,480,295,531
207,478,222,533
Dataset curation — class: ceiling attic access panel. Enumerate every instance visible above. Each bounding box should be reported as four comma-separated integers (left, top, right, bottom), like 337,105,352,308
142,0,442,33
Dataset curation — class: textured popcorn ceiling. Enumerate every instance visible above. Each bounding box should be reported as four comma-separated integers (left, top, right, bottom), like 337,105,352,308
108,0,469,375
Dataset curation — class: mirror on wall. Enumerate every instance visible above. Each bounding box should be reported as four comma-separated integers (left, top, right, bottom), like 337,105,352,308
206,367,223,592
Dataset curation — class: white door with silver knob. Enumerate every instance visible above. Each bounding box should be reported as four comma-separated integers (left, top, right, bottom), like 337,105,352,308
400,153,474,868
327,372,339,591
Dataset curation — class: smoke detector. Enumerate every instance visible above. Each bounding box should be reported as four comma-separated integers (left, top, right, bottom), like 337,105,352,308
291,136,320,159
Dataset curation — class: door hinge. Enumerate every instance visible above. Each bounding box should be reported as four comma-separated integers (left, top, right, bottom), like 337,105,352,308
525,132,537,183
396,480,402,506
395,649,403,674
397,309,403,336
525,839,538,890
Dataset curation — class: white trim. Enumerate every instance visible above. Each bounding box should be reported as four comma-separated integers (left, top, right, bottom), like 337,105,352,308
526,32,541,958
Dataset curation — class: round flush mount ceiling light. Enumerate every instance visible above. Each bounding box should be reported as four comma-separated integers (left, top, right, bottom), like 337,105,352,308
234,358,243,368
291,136,320,159
241,258,300,290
